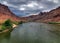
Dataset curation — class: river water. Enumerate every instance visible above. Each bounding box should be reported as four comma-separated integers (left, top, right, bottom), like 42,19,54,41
0,22,60,43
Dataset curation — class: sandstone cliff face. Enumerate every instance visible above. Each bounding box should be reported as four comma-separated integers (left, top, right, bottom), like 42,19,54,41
41,7,60,22
0,3,25,23
26,7,60,23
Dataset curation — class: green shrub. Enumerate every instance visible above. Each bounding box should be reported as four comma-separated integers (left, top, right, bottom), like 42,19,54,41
12,21,19,25
1,19,13,30
48,22,60,24
13,21,23,25
18,21,23,24
1,26,6,30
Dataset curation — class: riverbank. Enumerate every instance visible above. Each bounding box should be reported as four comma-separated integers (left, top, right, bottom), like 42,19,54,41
0,21,23,34
0,24,18,34
0,28,13,34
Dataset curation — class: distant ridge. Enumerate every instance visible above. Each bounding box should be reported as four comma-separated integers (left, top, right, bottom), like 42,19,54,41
26,6,60,23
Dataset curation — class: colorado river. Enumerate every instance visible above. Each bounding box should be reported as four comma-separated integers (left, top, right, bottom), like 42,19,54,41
0,22,60,43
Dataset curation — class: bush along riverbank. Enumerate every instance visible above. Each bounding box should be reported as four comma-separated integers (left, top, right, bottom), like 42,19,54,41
48,22,60,24
0,19,23,33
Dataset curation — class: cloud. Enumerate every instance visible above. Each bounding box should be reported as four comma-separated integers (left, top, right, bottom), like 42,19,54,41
1,1,18,8
48,0,59,3
1,0,60,11
25,13,39,17
0,0,60,16
27,1,38,8
19,1,44,11
19,7,26,11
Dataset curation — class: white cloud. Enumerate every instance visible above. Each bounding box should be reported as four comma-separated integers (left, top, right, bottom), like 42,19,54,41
48,0,59,3
27,3,35,8
53,0,59,3
48,0,52,1
25,13,39,17
43,10,50,12
19,7,26,10
27,1,38,8
39,6,44,9
2,1,7,5
2,1,18,8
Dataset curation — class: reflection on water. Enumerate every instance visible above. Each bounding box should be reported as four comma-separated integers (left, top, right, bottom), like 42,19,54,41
0,22,60,43
0,32,11,43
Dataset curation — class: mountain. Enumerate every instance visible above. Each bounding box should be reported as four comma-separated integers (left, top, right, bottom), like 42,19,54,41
26,7,60,23
1,3,60,23
0,3,26,23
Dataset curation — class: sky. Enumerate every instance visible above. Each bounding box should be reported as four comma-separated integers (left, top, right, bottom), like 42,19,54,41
0,0,60,17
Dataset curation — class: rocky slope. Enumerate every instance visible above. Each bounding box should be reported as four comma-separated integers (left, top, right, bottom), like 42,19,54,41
26,7,60,23
0,3,26,23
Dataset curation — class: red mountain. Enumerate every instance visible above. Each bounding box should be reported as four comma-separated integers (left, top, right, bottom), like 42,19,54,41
26,7,60,23
0,3,26,23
